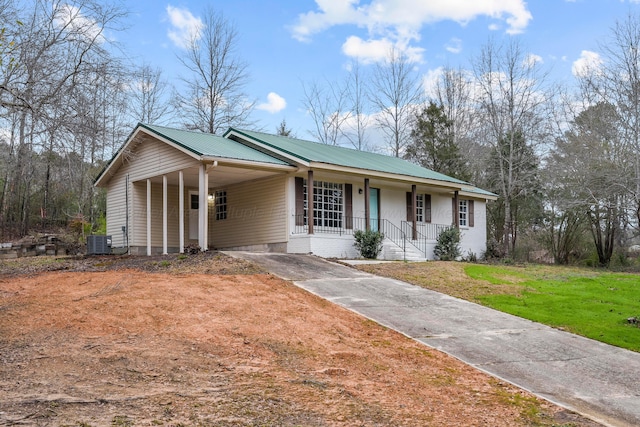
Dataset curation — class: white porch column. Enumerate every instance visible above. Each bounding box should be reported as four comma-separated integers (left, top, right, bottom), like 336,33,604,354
162,175,168,255
179,170,184,253
203,168,209,250
146,178,151,256
198,164,206,251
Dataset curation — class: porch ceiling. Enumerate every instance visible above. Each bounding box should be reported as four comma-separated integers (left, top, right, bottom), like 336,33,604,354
142,164,286,189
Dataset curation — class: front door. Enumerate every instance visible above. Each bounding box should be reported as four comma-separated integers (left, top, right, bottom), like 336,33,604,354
369,188,380,232
189,191,199,240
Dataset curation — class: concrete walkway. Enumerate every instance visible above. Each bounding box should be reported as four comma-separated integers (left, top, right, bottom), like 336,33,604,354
226,252,640,427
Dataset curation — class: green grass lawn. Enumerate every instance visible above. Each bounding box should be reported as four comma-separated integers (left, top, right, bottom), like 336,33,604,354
464,264,640,352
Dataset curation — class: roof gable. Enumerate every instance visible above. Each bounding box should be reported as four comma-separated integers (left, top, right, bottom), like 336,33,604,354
140,124,289,165
95,124,290,186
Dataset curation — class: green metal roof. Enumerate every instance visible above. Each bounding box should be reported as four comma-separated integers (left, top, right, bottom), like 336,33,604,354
225,128,470,185
141,124,289,166
97,123,496,198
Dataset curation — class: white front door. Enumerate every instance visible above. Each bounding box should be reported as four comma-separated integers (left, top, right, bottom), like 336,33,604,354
189,191,199,240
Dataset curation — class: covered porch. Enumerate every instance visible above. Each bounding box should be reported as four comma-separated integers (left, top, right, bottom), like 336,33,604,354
131,159,294,255
287,172,467,260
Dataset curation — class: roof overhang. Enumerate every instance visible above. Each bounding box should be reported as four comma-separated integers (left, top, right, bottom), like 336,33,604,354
303,162,497,197
96,125,297,188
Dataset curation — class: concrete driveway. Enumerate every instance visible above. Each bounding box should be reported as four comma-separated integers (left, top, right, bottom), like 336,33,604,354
225,252,640,427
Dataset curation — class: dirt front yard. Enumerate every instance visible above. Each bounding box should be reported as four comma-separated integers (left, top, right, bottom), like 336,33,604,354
0,253,601,426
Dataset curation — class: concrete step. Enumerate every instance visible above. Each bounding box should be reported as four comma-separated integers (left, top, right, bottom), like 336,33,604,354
382,240,426,261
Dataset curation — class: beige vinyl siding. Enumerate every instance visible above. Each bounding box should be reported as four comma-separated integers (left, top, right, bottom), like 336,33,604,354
104,137,199,249
130,182,148,248
128,182,184,248
105,171,129,248
125,138,197,182
210,176,287,248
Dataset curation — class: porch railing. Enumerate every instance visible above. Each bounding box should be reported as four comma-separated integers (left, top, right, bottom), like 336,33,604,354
292,215,449,259
292,214,366,236
401,221,449,256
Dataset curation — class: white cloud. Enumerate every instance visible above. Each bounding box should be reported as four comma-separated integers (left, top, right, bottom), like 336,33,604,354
257,92,287,114
343,36,390,63
290,0,364,42
53,4,105,43
572,50,603,77
166,5,203,49
445,38,462,54
342,36,424,63
291,0,532,60
422,67,444,98
524,53,543,67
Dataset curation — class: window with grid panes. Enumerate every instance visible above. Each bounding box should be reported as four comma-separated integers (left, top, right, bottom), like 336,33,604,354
416,194,424,222
459,199,468,227
303,180,343,228
215,190,227,220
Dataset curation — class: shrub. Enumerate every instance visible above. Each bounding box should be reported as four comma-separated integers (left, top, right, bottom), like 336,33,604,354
464,250,477,263
354,229,384,259
94,213,107,235
483,237,504,260
434,227,461,261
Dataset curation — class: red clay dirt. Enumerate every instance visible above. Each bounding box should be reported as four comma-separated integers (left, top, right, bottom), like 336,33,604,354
0,253,601,426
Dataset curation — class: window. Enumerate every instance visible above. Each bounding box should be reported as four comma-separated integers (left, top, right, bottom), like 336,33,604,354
459,200,468,227
303,180,343,228
416,194,424,222
215,190,227,220
406,193,431,223
190,193,199,210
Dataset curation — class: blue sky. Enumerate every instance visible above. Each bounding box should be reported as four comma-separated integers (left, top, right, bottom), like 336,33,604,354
118,0,640,139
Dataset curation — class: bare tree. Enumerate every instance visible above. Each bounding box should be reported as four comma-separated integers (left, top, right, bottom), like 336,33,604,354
173,6,254,134
343,60,369,150
550,102,629,266
369,47,423,157
593,12,640,234
301,78,349,145
431,66,481,179
130,63,172,125
0,0,127,236
472,38,551,255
